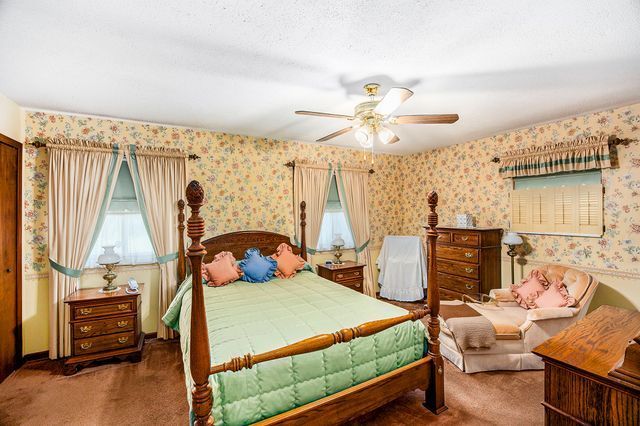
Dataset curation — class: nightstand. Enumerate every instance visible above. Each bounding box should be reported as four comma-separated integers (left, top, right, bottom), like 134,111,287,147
63,285,145,375
317,261,365,293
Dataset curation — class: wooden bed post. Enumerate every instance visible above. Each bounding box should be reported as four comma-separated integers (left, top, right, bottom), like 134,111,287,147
185,181,214,426
177,199,186,283
299,201,307,261
424,190,447,414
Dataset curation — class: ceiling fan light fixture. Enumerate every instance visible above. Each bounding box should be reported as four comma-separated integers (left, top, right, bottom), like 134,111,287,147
378,127,394,144
355,127,372,148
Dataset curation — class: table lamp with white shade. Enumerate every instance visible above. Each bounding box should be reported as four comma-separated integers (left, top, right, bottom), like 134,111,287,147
98,245,121,293
331,234,345,264
502,232,523,285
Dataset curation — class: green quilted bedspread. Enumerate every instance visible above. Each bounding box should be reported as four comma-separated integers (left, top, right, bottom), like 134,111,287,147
163,271,426,425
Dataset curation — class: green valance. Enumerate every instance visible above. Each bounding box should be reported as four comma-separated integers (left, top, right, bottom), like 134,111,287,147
498,135,612,178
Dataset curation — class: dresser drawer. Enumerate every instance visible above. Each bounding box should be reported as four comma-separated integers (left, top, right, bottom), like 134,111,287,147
436,246,479,264
452,231,480,247
438,272,480,295
436,231,451,243
73,331,135,355
73,315,135,338
440,288,465,301
437,259,479,279
334,269,363,283
73,301,134,320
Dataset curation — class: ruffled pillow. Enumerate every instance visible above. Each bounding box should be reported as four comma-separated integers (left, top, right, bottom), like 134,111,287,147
533,279,576,308
201,251,243,287
271,243,306,278
510,270,549,309
239,248,278,283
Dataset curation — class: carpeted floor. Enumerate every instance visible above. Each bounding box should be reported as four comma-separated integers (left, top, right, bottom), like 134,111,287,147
0,337,543,425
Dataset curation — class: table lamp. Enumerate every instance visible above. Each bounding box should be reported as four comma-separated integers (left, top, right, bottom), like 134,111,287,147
502,232,523,285
331,234,345,264
98,245,121,293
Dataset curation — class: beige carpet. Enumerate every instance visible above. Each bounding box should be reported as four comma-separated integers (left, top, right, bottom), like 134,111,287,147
0,339,543,425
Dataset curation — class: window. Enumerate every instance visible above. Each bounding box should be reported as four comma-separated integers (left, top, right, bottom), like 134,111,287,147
510,170,603,237
316,175,355,251
85,162,156,267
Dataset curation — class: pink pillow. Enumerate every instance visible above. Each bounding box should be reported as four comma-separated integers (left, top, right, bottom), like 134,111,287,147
510,270,549,309
271,243,305,279
534,279,576,308
201,251,242,287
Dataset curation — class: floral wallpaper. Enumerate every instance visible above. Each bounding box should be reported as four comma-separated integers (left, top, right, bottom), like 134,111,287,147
23,112,404,275
401,103,640,274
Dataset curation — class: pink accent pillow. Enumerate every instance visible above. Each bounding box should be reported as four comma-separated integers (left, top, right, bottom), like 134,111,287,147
510,270,549,309
271,243,306,279
201,251,242,287
534,279,576,308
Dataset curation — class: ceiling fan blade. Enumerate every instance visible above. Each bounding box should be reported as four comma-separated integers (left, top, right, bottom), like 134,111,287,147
392,114,459,124
296,110,354,120
373,87,414,116
316,127,353,142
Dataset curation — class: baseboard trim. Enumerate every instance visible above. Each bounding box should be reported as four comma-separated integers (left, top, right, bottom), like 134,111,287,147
144,332,157,340
22,350,48,363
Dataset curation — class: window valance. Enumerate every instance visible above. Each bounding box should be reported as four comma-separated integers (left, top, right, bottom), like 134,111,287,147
498,135,612,178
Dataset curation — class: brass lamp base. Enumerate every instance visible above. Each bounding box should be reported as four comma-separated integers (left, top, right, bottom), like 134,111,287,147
100,263,120,293
332,245,344,264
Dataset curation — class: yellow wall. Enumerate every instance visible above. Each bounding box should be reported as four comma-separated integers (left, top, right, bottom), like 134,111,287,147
401,103,640,311
0,91,22,141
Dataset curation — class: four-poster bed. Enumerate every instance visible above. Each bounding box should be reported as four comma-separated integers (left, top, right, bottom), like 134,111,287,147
171,180,445,425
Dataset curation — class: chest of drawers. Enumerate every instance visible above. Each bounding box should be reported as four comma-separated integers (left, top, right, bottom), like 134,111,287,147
63,285,145,375
427,227,502,300
317,261,365,293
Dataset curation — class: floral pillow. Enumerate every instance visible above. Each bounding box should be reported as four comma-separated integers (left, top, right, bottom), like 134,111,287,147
271,243,306,278
239,248,278,283
510,270,549,309
201,251,243,287
533,279,577,308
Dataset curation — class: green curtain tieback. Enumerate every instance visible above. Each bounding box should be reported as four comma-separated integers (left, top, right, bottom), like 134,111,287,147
157,252,179,264
49,258,83,278
355,240,370,254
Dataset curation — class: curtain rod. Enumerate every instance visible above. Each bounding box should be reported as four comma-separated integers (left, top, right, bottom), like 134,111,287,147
26,137,201,161
284,160,374,174
489,136,635,163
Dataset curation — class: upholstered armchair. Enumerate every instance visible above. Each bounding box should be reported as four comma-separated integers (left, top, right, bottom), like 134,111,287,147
439,265,599,373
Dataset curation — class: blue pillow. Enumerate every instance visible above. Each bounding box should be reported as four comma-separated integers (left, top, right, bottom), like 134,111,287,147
239,248,278,283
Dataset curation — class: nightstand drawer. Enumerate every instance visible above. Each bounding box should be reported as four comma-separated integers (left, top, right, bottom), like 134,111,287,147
73,301,134,320
73,331,135,355
335,269,362,282
340,279,364,292
73,316,135,338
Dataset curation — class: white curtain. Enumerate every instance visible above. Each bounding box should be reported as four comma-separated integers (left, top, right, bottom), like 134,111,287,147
293,164,332,263
48,142,123,358
127,145,187,339
336,166,375,297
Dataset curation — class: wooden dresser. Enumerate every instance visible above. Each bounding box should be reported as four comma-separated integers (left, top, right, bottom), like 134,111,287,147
317,261,365,293
63,285,145,375
427,226,502,300
533,305,640,425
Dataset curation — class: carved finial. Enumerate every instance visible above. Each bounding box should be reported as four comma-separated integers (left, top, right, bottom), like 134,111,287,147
178,199,185,209
186,180,205,205
427,191,439,230
427,191,438,207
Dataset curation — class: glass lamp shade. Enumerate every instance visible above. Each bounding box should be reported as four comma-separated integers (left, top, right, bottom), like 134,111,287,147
378,127,394,144
355,127,372,148
331,234,345,247
97,245,121,265
502,232,523,246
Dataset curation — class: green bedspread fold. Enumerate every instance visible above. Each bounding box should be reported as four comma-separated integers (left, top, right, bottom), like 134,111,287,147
163,271,426,426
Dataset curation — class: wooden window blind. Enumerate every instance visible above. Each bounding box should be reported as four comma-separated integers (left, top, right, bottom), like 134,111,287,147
510,171,603,237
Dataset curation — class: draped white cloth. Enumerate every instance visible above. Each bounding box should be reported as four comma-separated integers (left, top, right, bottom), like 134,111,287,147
336,168,375,297
293,164,332,264
377,236,427,302
48,143,123,358
127,146,187,339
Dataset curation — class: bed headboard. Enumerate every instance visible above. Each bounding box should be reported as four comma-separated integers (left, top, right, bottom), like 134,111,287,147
176,199,307,282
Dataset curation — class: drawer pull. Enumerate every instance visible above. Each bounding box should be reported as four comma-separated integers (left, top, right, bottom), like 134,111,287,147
80,342,92,350
80,326,92,333
461,236,469,241
438,235,443,239
337,274,344,279
117,303,128,311
465,284,474,290
354,271,360,276
464,252,473,258
355,282,361,287
465,267,474,273
79,308,92,315
117,320,129,328
118,337,129,344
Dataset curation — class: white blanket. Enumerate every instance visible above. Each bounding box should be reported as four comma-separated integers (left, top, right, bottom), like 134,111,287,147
377,236,427,301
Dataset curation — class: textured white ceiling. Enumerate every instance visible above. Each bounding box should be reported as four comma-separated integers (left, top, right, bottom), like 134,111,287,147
1,1,639,154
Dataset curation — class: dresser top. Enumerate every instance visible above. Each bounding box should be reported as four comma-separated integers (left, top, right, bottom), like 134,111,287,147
64,284,144,303
533,305,640,379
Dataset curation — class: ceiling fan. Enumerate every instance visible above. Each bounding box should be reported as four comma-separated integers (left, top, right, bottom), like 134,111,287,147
295,83,459,147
